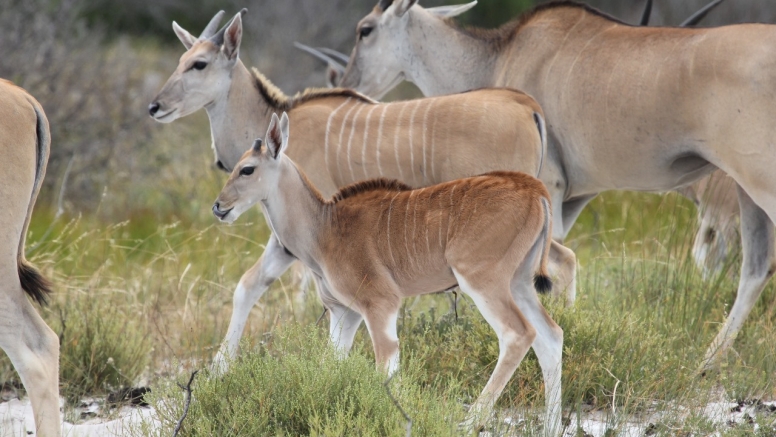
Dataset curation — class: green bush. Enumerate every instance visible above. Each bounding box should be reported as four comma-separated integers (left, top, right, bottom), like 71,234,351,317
150,324,463,436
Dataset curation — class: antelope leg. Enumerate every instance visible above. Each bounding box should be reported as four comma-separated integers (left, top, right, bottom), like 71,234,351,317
363,302,401,376
453,270,536,431
701,185,775,371
511,248,564,437
327,303,364,357
548,241,577,306
0,278,60,436
211,233,297,375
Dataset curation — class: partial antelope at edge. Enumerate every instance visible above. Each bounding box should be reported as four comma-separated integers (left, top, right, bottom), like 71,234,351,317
0,79,59,436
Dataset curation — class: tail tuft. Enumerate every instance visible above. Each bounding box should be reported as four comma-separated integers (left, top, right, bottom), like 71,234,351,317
19,262,52,306
533,274,552,294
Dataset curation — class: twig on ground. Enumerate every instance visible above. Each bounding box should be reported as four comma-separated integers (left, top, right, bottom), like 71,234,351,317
452,290,459,321
604,367,621,419
384,374,412,437
172,370,199,437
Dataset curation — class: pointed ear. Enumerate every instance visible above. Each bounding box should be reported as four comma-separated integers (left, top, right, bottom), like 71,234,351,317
222,12,243,60
265,112,290,159
426,0,477,19
173,21,198,49
393,0,419,17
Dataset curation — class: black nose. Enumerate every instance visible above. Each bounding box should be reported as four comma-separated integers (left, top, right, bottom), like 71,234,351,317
148,102,160,116
212,202,231,220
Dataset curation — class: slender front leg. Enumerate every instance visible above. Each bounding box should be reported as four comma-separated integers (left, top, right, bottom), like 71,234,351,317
701,185,775,371
0,281,61,437
363,304,401,377
212,234,297,375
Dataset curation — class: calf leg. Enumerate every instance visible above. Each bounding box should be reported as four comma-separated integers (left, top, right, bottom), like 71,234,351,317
0,277,60,436
701,185,775,371
511,239,564,436
452,269,536,430
363,305,401,376
212,234,297,375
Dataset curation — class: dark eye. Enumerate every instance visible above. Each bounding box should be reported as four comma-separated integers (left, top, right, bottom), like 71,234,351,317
192,61,208,71
239,166,255,176
359,26,373,40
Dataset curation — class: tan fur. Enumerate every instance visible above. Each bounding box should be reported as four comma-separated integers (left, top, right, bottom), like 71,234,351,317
0,79,60,436
342,0,776,372
677,170,740,277
149,10,576,380
213,114,563,430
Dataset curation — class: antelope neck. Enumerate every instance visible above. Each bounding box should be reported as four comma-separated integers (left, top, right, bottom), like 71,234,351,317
205,60,274,169
259,156,331,273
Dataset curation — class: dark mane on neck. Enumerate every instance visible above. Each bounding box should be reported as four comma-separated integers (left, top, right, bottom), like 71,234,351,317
330,178,413,204
443,1,629,52
250,68,376,112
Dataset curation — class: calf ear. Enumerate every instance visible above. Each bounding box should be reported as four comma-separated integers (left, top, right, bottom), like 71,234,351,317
173,22,197,49
265,113,290,159
393,0,419,17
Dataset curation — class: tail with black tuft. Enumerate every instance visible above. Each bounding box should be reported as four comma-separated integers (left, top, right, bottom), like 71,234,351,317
19,262,52,306
534,274,553,294
534,197,554,295
17,101,53,306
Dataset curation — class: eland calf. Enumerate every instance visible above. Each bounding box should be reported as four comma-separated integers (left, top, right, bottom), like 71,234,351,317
149,9,576,375
213,113,564,433
0,79,59,436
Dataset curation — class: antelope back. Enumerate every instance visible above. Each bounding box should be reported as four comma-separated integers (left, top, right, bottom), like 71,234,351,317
295,89,544,190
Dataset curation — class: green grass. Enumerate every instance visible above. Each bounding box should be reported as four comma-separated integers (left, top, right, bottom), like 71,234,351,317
1,119,774,433
147,324,463,437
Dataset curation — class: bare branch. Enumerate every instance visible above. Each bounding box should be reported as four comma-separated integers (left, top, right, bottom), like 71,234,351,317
173,370,199,437
384,374,412,437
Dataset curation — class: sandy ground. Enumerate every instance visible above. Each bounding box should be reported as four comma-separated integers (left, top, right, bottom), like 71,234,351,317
1,395,774,436
0,398,157,437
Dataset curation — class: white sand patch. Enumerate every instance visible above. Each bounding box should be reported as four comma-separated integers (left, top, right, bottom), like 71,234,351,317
0,398,159,437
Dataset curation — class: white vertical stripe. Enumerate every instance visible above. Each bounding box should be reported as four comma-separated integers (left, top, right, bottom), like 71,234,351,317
404,191,413,269
393,103,408,180
430,106,440,182
421,98,435,185
447,184,457,241
376,105,388,177
407,100,422,185
362,105,379,179
413,188,423,259
438,189,444,248
346,104,367,182
337,102,360,184
325,98,352,176
386,192,401,268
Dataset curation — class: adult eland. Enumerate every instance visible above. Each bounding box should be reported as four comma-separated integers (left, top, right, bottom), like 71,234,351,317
337,0,776,371
0,79,59,436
